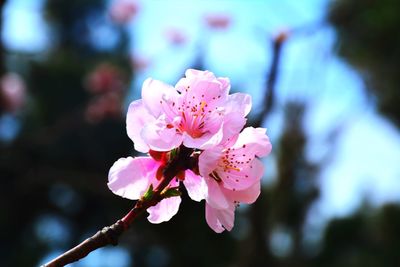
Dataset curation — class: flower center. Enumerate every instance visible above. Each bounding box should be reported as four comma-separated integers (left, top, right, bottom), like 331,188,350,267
220,148,242,172
177,100,209,138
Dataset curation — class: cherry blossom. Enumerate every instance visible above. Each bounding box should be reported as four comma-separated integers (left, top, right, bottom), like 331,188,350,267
109,70,271,232
127,69,251,153
199,127,272,232
108,152,207,223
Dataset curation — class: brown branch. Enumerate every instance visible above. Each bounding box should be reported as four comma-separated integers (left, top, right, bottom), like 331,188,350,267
41,220,125,267
42,146,194,267
254,31,287,126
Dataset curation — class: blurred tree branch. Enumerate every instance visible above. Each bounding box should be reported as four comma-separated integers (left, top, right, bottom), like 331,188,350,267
237,31,288,267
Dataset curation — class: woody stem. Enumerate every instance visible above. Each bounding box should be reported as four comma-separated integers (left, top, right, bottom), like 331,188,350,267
42,145,194,267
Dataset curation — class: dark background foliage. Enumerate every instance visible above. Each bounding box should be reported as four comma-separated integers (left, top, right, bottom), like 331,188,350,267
1,0,399,266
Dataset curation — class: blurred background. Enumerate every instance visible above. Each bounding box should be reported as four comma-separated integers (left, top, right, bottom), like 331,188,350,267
1,0,400,266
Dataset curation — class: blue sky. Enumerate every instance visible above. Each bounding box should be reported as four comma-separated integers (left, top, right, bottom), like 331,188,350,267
3,0,400,264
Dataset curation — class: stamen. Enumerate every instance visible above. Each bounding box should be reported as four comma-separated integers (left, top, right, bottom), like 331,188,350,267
225,165,240,172
198,100,206,115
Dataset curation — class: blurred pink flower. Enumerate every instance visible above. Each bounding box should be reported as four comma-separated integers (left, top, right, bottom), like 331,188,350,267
204,13,231,30
85,92,123,123
126,69,251,153
131,55,150,72
0,73,27,113
109,0,139,24
199,127,272,232
85,63,125,94
164,28,188,46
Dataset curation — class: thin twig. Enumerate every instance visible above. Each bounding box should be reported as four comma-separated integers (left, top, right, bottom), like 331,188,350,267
254,31,287,126
42,146,193,267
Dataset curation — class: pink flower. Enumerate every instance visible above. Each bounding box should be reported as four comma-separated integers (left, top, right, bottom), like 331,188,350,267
199,127,272,232
108,154,207,223
109,0,139,24
127,69,251,153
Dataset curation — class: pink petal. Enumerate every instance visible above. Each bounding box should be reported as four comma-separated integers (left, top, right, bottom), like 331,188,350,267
223,181,261,204
183,170,207,202
176,69,229,111
249,158,265,181
205,178,229,209
220,158,264,191
205,203,235,233
180,111,225,149
147,196,182,223
183,69,204,78
220,111,246,145
182,127,223,150
205,204,224,233
141,116,183,151
186,69,215,79
217,77,230,91
141,78,178,118
198,147,222,178
233,127,272,157
126,100,154,153
203,110,225,133
225,93,252,117
176,69,217,91
191,80,227,101
108,157,158,200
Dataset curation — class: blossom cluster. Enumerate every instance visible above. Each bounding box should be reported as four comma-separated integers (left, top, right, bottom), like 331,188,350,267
108,69,271,233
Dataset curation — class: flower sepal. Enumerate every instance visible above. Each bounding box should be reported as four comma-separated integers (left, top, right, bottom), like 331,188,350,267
141,184,154,201
161,186,182,198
